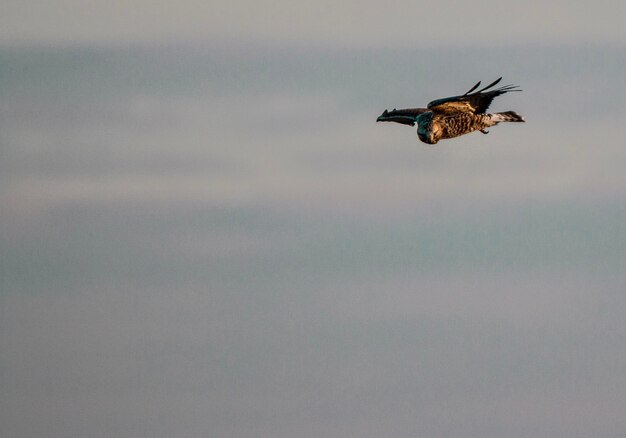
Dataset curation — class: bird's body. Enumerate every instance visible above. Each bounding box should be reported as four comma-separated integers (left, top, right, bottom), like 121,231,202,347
377,78,524,144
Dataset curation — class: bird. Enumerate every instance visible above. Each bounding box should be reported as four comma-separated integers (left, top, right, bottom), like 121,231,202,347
376,77,524,144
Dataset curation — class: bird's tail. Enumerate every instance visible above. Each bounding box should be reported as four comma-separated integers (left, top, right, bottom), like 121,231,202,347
490,111,525,123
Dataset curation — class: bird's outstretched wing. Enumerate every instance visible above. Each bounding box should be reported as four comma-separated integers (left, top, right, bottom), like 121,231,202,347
376,108,429,126
427,77,521,115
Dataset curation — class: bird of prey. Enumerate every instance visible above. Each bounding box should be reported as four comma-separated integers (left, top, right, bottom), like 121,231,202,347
376,77,524,144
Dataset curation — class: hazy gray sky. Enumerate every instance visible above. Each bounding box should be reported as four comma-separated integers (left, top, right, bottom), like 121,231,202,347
1,2,626,437
2,44,626,438
2,0,625,46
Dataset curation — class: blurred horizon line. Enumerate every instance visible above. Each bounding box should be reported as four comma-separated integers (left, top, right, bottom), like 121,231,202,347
1,35,625,52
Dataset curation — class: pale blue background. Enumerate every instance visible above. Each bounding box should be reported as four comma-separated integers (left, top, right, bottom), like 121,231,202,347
1,2,625,437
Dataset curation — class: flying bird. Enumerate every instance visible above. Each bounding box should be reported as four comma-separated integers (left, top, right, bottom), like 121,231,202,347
376,77,524,144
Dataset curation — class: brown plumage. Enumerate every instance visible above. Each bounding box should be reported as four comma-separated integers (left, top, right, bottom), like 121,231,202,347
377,77,524,144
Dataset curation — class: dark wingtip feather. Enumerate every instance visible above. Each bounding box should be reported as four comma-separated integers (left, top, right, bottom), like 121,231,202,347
478,77,502,93
464,81,481,95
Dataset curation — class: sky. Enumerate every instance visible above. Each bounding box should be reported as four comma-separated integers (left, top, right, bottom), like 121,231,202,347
1,2,626,438
1,0,625,47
